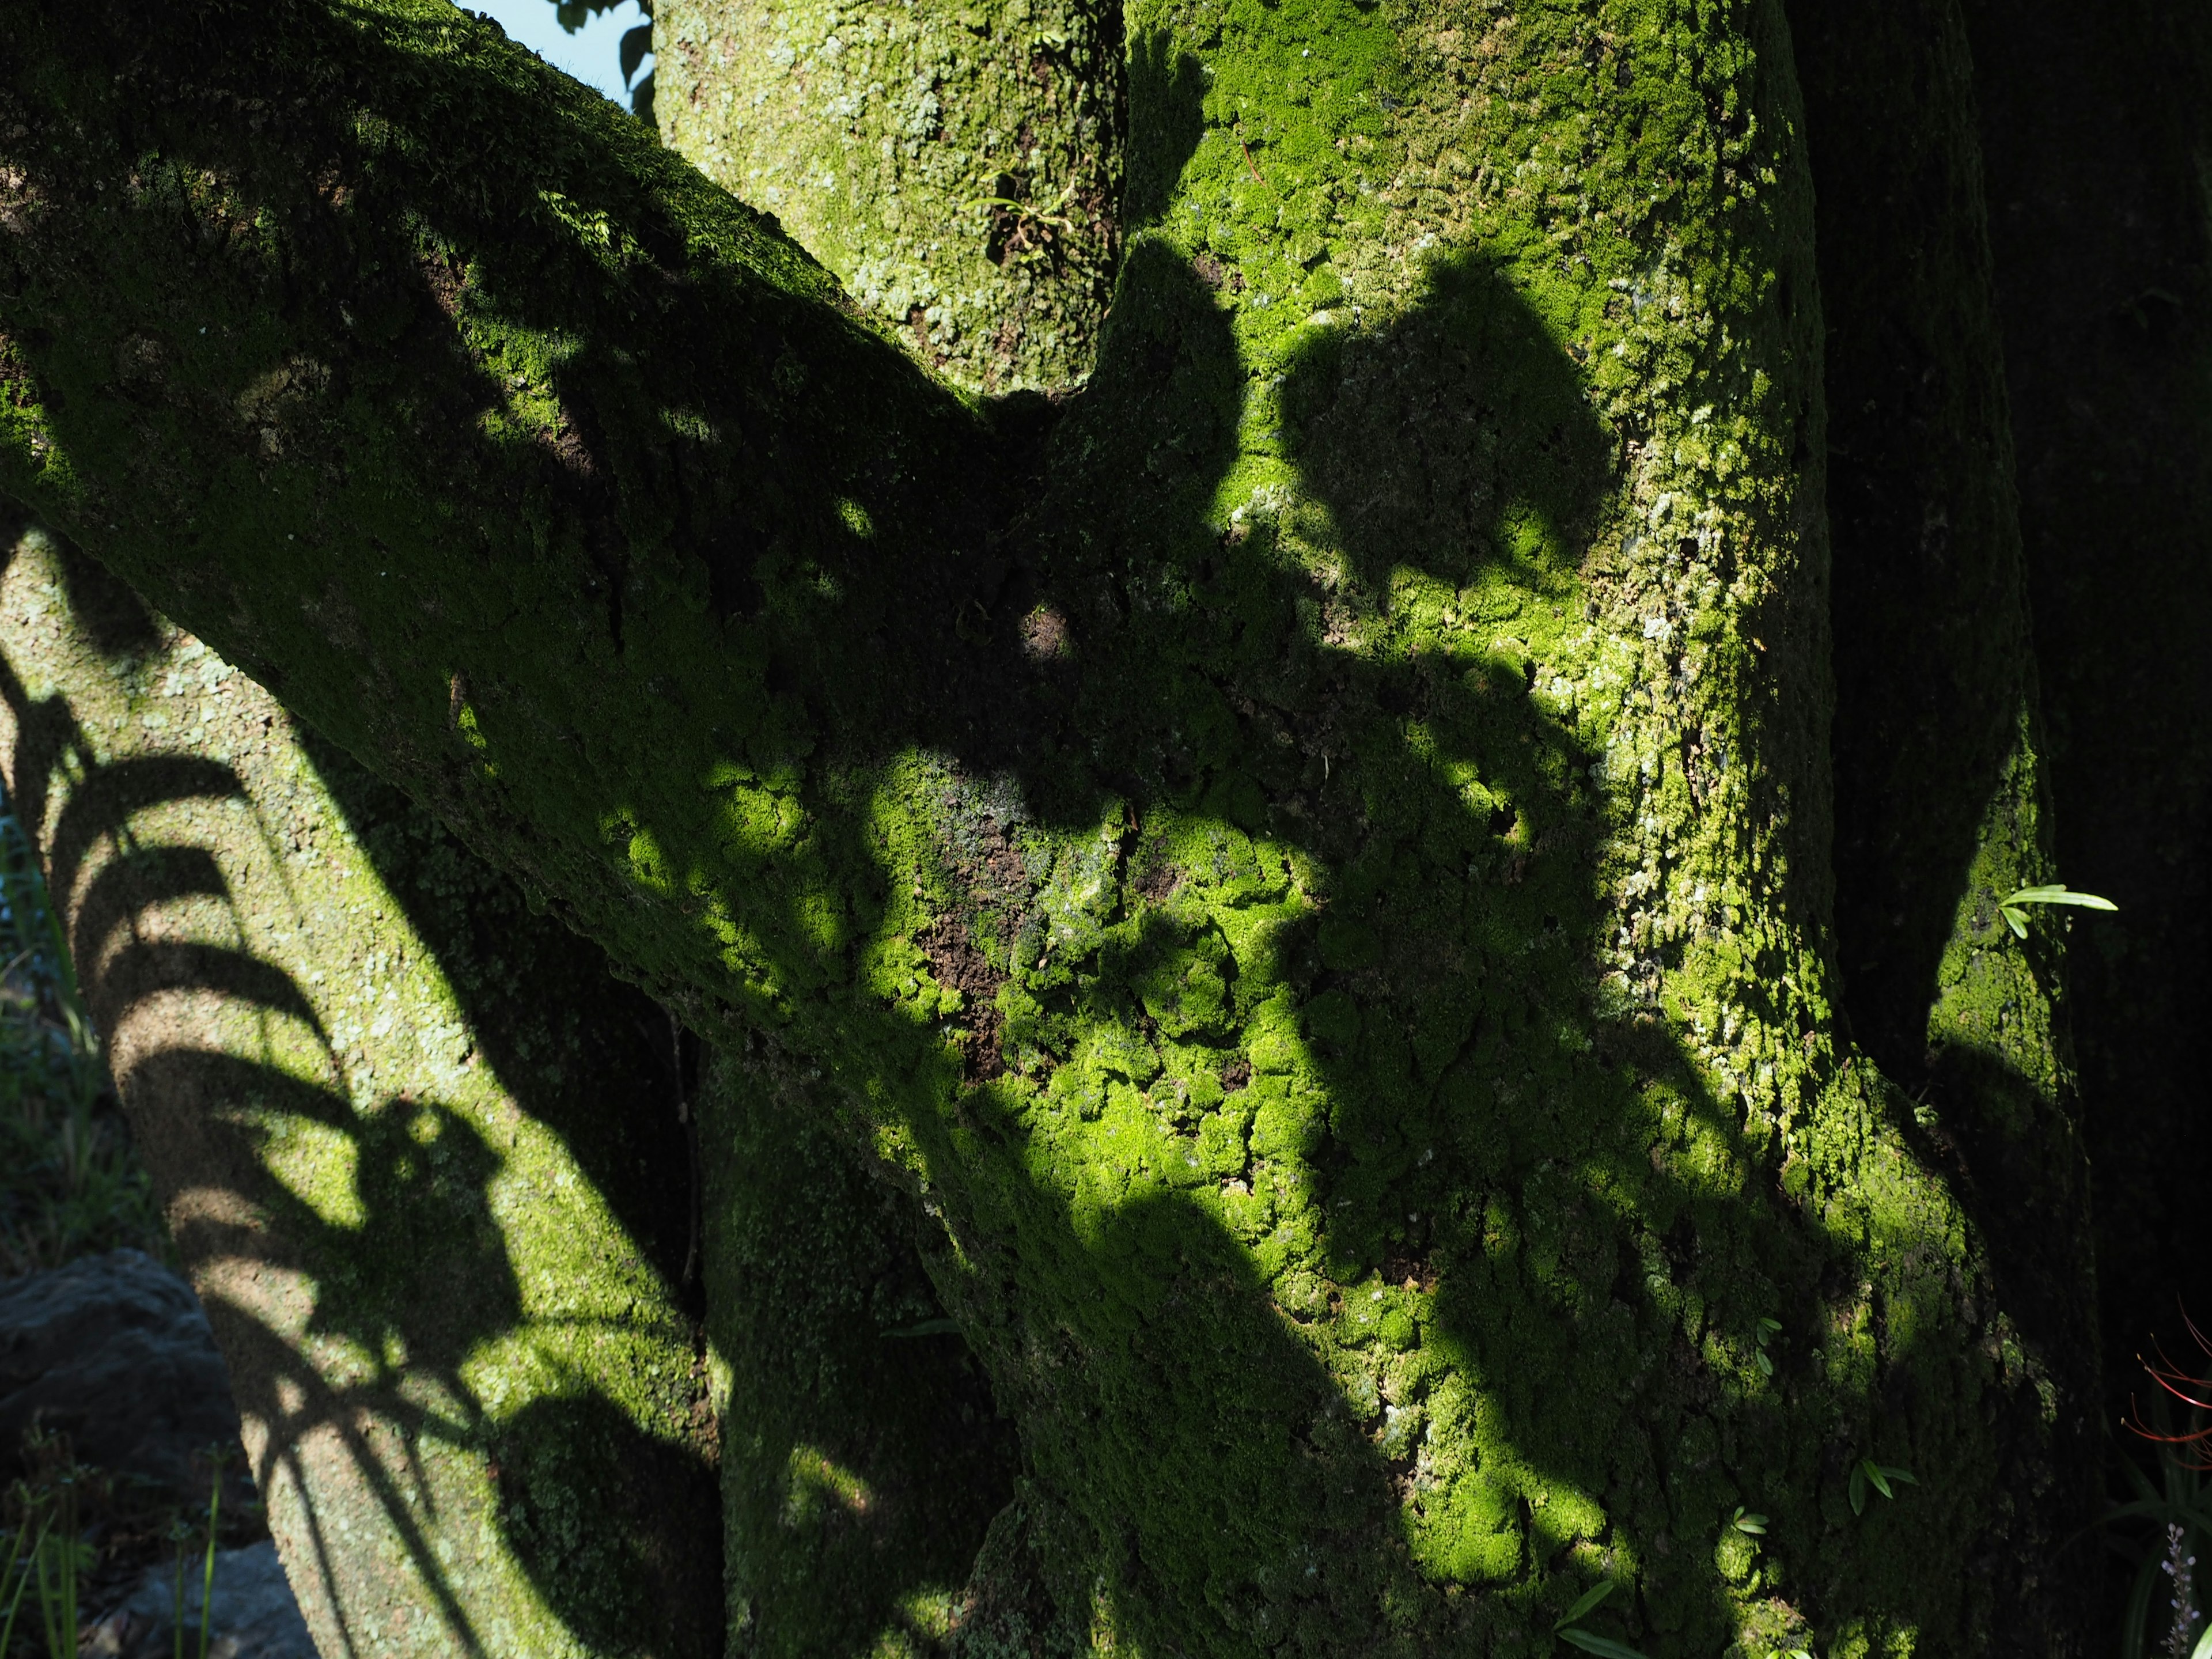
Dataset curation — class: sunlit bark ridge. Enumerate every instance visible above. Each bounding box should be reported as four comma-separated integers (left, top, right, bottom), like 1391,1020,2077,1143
0,0,2097,1653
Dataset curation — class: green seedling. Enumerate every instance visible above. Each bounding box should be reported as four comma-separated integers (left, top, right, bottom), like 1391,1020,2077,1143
0,1512,50,1655
1999,884,2116,938
197,1447,226,1659
1847,1457,1918,1516
169,1513,194,1659
1552,1579,1649,1659
1730,1506,1768,1535
29,1474,88,1659
1754,1317,1782,1377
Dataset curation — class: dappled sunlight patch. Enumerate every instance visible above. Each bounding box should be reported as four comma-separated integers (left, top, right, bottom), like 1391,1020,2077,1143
782,1444,876,1526
244,1111,367,1233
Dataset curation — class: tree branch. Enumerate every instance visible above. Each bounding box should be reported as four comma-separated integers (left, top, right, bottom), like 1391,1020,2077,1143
0,0,1009,1032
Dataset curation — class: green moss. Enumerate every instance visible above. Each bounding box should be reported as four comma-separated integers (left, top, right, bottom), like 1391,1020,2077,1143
0,0,2074,1652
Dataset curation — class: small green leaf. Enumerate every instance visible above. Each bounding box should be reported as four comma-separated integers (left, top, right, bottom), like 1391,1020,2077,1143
2190,1618,2212,1659
1859,1458,1894,1501
1732,1508,1768,1535
1558,1628,1648,1659
2002,885,2118,914
1554,1580,1615,1630
2002,906,2029,938
1848,1463,1867,1516
1876,1463,1917,1487
1757,1317,1782,1337
882,1317,962,1339
1756,1348,1774,1376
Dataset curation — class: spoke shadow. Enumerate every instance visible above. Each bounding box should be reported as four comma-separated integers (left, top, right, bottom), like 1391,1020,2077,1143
0,532,1028,1655
0,544,737,1654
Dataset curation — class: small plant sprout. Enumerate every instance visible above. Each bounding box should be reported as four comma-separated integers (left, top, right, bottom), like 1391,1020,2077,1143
0,1506,48,1654
1848,1457,1918,1517
1764,1648,1815,1659
2109,1315,2212,1659
1731,1506,1768,1535
1999,884,2116,938
1754,1317,1782,1377
1552,1579,1650,1659
197,1445,227,1659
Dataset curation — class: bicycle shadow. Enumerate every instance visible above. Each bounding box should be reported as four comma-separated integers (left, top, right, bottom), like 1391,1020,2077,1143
764,234,2006,1651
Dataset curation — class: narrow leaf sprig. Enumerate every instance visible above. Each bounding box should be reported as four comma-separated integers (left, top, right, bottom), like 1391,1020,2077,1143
2000,884,2116,938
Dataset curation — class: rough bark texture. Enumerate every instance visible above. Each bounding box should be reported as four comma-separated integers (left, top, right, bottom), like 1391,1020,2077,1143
0,521,719,1656
656,0,1123,391
695,1043,1021,1656
0,0,2107,1654
1960,0,2212,1412
1787,0,2096,1645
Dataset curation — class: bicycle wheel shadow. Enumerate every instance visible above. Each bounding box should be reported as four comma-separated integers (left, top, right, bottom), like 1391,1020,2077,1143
0,527,1015,1657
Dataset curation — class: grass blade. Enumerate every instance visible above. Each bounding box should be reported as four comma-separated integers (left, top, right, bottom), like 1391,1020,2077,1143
1553,1580,1613,1629
881,1318,962,1339
1558,1628,1649,1659
199,1455,224,1659
2002,885,2118,912
0,1518,46,1658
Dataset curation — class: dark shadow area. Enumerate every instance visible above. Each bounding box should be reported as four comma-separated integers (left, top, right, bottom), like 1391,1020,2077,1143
698,1055,1020,1658
1785,7,2102,1645
1122,29,1207,232
1960,0,2212,1433
1792,8,2027,1083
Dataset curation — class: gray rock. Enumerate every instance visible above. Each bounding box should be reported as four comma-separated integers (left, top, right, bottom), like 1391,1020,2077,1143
83,1540,317,1659
0,1249,240,1503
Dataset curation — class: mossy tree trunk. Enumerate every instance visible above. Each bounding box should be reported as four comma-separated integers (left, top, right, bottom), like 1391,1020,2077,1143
0,0,2166,1653
0,520,728,1656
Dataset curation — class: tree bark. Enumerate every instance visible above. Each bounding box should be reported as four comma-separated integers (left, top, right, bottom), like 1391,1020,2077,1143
655,0,1123,391
0,518,1022,1657
1788,0,2097,1643
0,0,2108,1653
